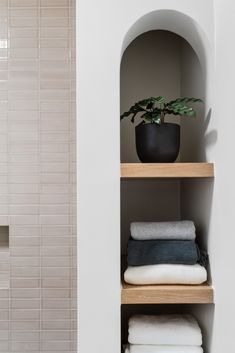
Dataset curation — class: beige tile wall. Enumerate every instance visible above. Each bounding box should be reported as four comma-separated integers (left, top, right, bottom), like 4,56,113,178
0,0,76,352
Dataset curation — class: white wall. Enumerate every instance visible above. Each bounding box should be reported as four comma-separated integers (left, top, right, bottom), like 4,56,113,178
181,2,235,352
77,2,214,353
208,1,235,352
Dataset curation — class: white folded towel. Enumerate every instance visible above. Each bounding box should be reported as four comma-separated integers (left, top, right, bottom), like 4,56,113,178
124,264,207,285
125,344,203,353
128,315,202,346
130,221,196,240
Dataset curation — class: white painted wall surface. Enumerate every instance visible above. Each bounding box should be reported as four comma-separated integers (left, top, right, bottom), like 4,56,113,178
208,1,235,352
77,1,214,353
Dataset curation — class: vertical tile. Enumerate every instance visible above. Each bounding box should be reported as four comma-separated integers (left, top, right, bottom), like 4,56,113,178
1,0,77,351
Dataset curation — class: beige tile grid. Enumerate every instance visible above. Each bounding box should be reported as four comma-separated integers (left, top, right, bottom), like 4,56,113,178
0,0,76,352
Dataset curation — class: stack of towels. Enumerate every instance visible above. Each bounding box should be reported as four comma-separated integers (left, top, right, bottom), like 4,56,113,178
125,314,203,353
124,221,207,285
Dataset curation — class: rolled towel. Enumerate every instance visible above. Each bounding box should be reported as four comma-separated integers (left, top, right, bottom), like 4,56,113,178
124,264,207,285
128,314,202,346
128,239,207,266
130,221,196,240
126,344,203,353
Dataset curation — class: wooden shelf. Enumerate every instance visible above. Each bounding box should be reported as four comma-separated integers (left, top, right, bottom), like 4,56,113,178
121,163,214,179
121,282,214,304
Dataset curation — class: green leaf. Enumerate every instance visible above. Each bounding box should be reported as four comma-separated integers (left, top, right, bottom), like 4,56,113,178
137,97,155,106
121,102,146,121
136,104,148,112
152,116,161,124
168,97,203,106
140,112,153,123
153,96,165,104
121,96,202,121
120,111,132,119
146,102,154,110
131,112,138,123
165,109,179,116
152,107,161,114
184,110,196,117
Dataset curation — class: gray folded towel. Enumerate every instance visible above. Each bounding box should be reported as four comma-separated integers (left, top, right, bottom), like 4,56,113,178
130,221,196,240
127,239,207,266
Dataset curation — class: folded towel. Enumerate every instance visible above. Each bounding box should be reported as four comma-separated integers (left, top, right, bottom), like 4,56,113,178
128,315,202,346
125,344,203,353
124,264,207,285
128,239,207,266
130,221,196,241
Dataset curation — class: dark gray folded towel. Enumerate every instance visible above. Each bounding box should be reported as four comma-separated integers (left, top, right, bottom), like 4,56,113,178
127,239,207,267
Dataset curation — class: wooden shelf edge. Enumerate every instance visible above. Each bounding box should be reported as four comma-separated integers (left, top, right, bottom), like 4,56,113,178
121,163,214,179
121,282,214,304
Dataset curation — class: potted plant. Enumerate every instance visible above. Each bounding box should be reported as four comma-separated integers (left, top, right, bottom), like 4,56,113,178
121,96,203,163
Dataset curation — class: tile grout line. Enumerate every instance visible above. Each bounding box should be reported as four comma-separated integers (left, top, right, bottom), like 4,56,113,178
69,0,72,350
7,0,10,351
38,1,42,352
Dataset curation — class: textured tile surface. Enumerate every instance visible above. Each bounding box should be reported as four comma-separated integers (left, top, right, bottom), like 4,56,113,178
0,0,76,351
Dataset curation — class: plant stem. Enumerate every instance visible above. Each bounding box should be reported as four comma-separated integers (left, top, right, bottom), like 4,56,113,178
161,104,167,124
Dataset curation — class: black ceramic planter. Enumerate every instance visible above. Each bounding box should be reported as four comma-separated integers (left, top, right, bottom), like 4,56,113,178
135,123,180,163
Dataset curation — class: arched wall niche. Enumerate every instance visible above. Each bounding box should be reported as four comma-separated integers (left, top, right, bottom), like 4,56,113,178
120,9,214,163
121,9,211,74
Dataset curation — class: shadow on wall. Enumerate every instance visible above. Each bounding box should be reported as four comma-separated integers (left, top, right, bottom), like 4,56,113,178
179,36,217,162
181,107,217,162
181,177,214,287
202,109,218,160
121,304,215,353
186,303,215,353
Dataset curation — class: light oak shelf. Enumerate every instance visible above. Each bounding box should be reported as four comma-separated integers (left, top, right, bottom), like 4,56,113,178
121,282,214,304
121,163,214,179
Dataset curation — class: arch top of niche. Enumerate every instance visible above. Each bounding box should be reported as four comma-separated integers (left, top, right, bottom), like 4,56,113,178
121,9,212,72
